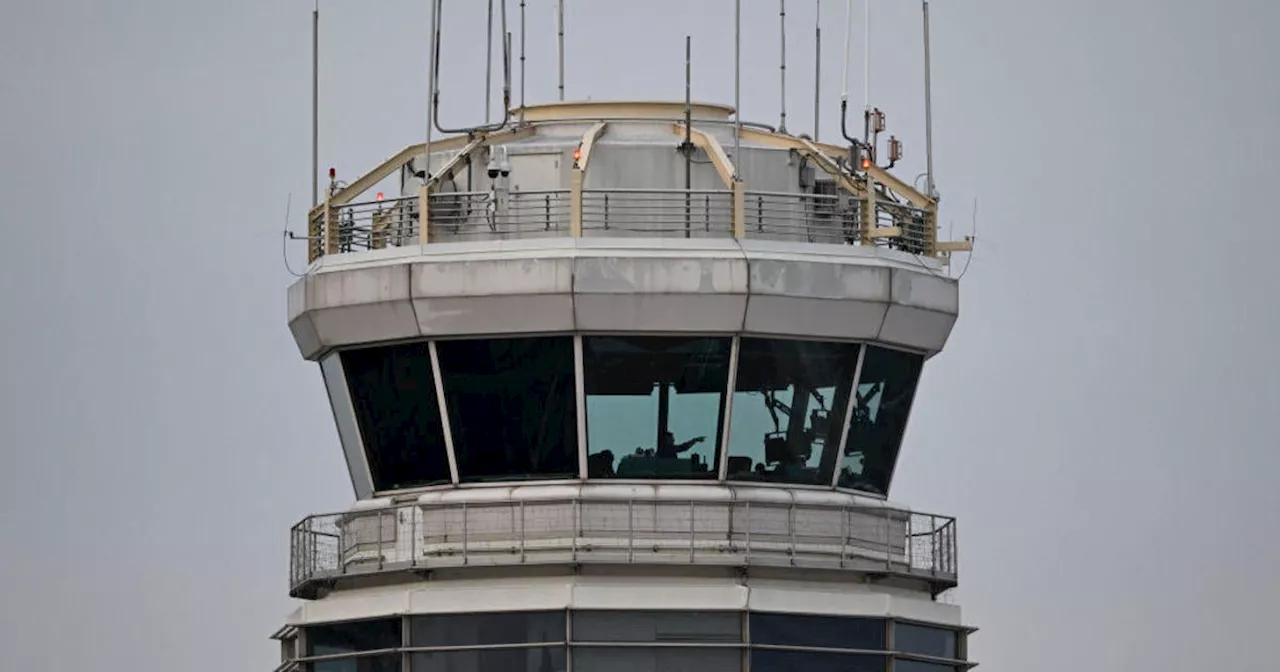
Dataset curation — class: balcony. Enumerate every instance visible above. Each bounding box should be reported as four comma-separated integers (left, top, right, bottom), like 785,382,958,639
288,488,958,600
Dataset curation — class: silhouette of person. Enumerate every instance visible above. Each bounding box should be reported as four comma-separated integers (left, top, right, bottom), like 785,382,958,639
656,430,705,459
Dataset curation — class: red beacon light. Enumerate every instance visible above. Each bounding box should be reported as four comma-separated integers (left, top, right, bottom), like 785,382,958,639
328,167,336,180
376,192,385,201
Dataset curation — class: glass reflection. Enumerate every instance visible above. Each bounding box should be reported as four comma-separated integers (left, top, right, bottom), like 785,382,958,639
583,337,730,479
436,337,579,482
726,339,860,485
894,623,958,659
573,647,740,672
751,650,885,672
342,344,451,492
838,346,923,494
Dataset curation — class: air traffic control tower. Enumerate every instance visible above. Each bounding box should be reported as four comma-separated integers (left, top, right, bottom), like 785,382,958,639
275,4,975,671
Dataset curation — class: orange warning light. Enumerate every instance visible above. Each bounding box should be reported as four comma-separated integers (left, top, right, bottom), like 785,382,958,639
861,157,872,170
376,192,385,201
573,147,582,164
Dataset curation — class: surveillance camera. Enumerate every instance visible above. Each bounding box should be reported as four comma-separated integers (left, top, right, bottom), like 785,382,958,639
499,158,511,178
486,157,499,179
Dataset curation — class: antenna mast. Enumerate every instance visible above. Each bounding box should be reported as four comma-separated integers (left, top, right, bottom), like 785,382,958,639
485,0,494,123
311,1,319,206
814,0,821,141
779,0,787,134
922,0,935,196
557,0,565,101
733,0,741,180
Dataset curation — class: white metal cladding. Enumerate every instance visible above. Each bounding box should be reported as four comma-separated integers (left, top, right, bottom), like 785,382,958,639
279,574,965,627
286,239,957,359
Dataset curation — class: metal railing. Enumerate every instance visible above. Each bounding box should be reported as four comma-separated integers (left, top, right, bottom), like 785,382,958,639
875,201,932,256
744,190,862,244
289,497,958,597
429,189,571,240
581,188,734,237
319,196,420,255
307,188,941,261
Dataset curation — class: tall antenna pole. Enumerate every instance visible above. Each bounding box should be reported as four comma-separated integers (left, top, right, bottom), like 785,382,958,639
426,0,437,178
685,35,693,238
863,0,870,112
778,0,787,133
485,0,494,123
311,0,319,206
841,0,852,101
519,0,526,123
734,0,741,180
814,0,821,140
557,0,565,101
922,0,935,196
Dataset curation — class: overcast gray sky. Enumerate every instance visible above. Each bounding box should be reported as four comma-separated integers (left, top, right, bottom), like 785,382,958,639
2,0,1278,670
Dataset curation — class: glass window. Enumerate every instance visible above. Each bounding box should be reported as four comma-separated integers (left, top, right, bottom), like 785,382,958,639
894,661,958,672
749,613,885,650
573,647,740,672
412,646,566,672
582,336,730,480
838,346,923,495
314,654,402,672
307,618,402,656
342,343,452,491
436,337,579,482
894,624,958,659
410,611,566,647
726,339,860,485
572,611,741,643
751,650,885,672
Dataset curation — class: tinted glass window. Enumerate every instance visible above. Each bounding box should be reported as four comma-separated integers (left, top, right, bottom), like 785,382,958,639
894,623,958,659
314,654,402,672
411,611,566,647
894,661,957,672
750,613,885,650
751,650,885,672
838,346,923,494
573,647,740,672
343,343,451,491
726,339,860,485
411,647,566,672
436,337,579,481
572,611,741,643
307,618,402,656
583,336,730,480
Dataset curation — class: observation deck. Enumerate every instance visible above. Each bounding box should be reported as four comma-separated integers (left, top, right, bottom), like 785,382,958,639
286,100,968,602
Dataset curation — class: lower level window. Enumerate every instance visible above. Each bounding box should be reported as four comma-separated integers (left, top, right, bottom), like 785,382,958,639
411,646,566,672
750,650,886,672
573,646,740,672
313,654,401,672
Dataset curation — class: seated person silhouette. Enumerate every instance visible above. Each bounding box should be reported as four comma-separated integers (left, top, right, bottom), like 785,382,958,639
656,430,706,459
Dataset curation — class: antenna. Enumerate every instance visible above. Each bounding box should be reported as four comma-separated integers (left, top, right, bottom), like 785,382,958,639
922,0,935,196
557,0,565,101
485,0,494,124
520,0,527,122
733,0,741,180
814,0,821,141
432,0,510,134
684,35,693,238
778,0,787,134
863,0,871,112
425,0,437,180
311,0,319,206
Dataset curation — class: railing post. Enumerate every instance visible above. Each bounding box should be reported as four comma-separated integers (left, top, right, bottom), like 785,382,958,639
732,180,746,239
418,185,429,245
322,194,338,256
570,170,583,237
924,202,938,256
861,177,876,245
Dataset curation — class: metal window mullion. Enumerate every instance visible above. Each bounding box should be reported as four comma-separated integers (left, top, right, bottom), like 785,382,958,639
830,343,868,488
428,341,460,485
717,335,742,481
574,334,588,480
